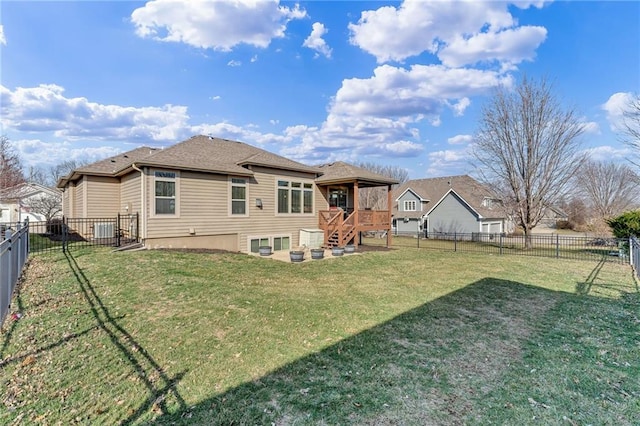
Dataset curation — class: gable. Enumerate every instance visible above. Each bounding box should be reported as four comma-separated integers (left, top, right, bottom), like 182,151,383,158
395,187,426,203
427,189,479,218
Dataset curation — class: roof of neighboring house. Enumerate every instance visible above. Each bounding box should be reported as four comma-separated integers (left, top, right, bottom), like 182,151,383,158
315,161,399,187
392,175,506,219
0,182,61,201
58,135,321,187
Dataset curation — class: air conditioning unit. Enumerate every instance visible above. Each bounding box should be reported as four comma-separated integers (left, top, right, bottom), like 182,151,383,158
94,222,115,239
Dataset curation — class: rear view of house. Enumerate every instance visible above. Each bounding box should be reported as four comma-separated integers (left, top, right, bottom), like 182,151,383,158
57,135,396,252
393,175,510,236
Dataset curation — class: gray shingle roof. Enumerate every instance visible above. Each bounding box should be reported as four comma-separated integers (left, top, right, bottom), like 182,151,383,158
315,161,399,186
393,175,506,219
139,136,320,175
75,146,159,175
60,136,320,186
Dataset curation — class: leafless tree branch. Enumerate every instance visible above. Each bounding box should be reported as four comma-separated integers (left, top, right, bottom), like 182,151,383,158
473,76,586,248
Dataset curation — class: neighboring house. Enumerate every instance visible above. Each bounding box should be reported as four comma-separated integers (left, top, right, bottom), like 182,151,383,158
0,182,62,224
392,175,511,236
534,206,569,230
56,135,397,252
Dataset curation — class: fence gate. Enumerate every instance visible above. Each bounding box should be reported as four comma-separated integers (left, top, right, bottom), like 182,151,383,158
28,214,139,253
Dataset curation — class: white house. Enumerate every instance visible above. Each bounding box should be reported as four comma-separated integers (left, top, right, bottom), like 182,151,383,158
0,182,63,224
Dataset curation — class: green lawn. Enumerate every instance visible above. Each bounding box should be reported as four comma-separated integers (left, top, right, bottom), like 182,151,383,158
1,247,638,425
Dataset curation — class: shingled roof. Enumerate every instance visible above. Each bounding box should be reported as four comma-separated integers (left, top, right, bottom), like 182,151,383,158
73,147,159,176
393,175,505,219
315,161,399,187
58,135,320,187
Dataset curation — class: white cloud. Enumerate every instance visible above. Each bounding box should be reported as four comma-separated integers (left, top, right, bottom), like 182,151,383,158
426,147,474,177
439,26,547,67
448,134,473,145
581,121,600,134
210,95,221,101
191,122,289,146
13,138,122,169
303,22,332,59
131,0,306,51
250,55,258,63
278,63,510,164
583,145,632,162
602,92,634,131
0,84,190,142
0,25,6,45
348,0,546,66
448,97,471,116
227,60,242,67
331,64,511,119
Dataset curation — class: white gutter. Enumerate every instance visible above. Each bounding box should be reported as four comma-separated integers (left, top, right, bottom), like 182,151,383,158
131,163,146,241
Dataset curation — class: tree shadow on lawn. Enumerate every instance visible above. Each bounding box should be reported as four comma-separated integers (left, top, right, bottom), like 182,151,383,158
154,275,638,425
63,252,188,425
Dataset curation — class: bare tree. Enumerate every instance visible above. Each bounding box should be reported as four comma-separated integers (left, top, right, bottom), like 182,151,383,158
621,93,640,165
473,77,586,248
0,135,25,191
29,159,87,187
355,162,408,210
576,160,640,219
26,192,62,223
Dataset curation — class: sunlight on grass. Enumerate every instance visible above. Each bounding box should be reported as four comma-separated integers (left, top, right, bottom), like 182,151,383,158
0,247,637,424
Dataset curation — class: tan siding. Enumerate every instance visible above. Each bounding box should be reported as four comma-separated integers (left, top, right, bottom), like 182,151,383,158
237,167,318,252
73,180,84,218
145,167,319,252
120,172,141,215
85,176,120,218
62,186,71,217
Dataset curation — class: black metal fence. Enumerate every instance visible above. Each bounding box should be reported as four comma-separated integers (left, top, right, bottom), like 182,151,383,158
28,214,139,253
363,231,628,264
1,221,29,327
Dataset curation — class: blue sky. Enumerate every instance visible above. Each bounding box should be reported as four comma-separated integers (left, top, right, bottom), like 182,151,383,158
1,0,638,179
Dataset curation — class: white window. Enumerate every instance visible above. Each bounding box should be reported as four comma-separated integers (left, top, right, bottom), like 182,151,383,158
404,200,417,211
277,180,313,214
249,235,291,252
154,171,177,215
230,177,247,215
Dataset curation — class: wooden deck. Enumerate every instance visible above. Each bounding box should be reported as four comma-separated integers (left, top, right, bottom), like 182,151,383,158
318,209,392,248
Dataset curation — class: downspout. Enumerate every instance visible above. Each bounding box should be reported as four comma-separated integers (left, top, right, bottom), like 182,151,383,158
131,163,146,243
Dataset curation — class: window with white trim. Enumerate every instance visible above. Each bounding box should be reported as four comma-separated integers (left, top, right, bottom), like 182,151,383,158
277,180,313,214
230,177,247,215
154,171,176,215
404,200,417,211
249,235,290,252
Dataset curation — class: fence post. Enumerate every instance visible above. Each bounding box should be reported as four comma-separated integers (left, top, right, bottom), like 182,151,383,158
6,230,13,297
117,213,121,247
500,233,503,255
417,221,420,248
630,237,633,267
454,232,457,252
555,234,559,258
24,218,29,255
62,216,67,253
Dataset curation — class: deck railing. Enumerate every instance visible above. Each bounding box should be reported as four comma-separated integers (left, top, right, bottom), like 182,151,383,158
319,209,391,246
